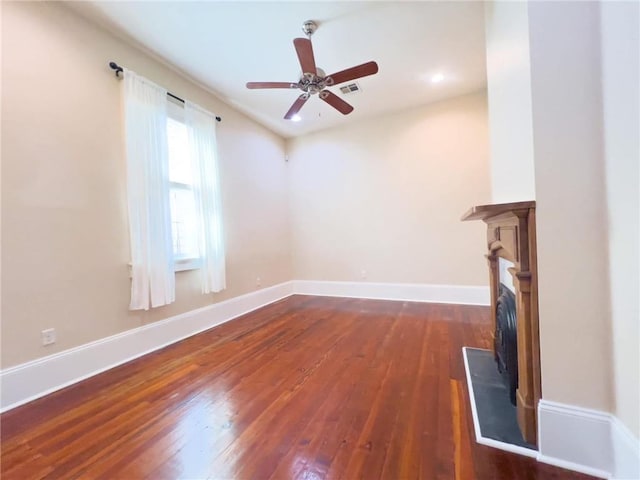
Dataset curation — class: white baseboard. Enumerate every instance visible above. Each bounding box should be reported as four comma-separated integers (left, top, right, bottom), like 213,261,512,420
611,416,640,480
0,280,488,413
0,281,294,412
538,399,613,478
293,280,490,306
538,400,640,480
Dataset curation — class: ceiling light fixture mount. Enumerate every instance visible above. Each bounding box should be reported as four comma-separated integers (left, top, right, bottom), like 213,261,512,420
302,20,318,38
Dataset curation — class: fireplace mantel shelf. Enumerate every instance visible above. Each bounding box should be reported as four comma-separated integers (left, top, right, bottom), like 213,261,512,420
461,200,536,222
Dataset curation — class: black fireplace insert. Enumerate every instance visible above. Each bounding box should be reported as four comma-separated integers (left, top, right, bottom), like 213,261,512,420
495,283,518,405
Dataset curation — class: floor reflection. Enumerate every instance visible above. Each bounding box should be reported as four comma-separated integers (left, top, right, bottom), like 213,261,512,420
171,387,238,479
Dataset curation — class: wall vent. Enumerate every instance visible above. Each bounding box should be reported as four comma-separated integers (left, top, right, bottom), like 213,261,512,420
339,83,361,95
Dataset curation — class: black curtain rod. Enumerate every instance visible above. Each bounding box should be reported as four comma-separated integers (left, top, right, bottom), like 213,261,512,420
109,61,222,122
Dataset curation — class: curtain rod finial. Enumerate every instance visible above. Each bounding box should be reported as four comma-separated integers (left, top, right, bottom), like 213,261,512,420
109,61,123,77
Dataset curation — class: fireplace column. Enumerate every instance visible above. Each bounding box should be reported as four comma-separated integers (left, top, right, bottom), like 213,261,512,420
511,208,541,444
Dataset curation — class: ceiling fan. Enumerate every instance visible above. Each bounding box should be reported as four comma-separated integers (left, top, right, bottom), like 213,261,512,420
246,20,379,120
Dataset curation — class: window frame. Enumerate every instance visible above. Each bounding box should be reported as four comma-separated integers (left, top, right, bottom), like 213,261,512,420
166,98,201,272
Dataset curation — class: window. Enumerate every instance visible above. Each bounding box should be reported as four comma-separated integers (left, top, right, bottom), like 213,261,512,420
167,101,199,271
124,70,225,310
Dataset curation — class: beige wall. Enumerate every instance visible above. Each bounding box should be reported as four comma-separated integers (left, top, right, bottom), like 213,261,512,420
1,1,291,368
600,1,640,438
2,2,493,372
287,92,491,286
484,1,536,203
528,1,613,412
484,0,639,440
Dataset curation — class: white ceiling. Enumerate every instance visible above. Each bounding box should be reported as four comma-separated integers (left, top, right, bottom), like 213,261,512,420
68,1,487,138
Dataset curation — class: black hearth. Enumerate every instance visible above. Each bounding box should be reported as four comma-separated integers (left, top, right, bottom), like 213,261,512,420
494,283,518,405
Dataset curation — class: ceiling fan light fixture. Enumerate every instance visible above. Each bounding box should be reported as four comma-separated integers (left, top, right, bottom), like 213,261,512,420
431,73,445,84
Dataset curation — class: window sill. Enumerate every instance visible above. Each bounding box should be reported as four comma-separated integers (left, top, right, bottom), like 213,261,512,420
127,258,201,277
174,257,201,272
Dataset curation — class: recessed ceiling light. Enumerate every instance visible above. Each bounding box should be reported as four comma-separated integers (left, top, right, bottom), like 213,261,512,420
431,73,445,84
291,114,301,122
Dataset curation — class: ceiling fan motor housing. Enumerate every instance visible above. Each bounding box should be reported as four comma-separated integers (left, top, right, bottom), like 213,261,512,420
299,68,328,94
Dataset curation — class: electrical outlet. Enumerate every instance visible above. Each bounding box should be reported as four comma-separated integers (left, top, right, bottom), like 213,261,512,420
41,328,56,346
256,276,262,287
361,270,367,280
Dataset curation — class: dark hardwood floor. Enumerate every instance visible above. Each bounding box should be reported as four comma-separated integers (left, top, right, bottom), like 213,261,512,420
1,295,595,479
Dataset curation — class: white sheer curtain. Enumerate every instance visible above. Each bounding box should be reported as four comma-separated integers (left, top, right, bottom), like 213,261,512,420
124,70,175,310
184,101,226,293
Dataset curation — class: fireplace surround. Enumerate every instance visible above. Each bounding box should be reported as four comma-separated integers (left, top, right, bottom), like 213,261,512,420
462,201,541,446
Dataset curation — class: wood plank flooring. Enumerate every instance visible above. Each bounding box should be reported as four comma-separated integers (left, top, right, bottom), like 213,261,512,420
1,295,596,479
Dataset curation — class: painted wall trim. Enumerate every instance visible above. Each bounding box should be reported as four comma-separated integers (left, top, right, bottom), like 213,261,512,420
293,280,490,306
538,399,640,480
538,399,613,477
0,281,294,412
610,416,640,480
